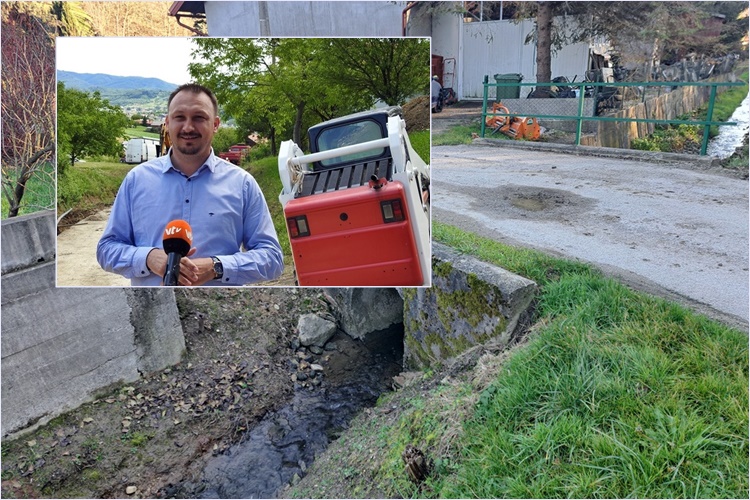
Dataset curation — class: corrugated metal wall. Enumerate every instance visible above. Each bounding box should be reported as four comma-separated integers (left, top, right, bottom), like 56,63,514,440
461,19,591,99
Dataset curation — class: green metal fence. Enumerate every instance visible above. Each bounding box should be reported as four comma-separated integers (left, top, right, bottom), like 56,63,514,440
481,76,746,155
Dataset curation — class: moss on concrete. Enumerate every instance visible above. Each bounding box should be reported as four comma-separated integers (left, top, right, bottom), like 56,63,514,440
403,260,512,369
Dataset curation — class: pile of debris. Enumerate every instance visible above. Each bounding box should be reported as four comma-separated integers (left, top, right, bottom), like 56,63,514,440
402,95,430,132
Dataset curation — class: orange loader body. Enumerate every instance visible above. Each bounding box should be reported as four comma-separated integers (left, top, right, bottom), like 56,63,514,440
485,102,541,141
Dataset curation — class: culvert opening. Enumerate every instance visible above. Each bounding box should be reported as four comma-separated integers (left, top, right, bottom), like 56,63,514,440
175,323,404,499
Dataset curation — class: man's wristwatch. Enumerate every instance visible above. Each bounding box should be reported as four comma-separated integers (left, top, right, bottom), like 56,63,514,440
210,256,223,280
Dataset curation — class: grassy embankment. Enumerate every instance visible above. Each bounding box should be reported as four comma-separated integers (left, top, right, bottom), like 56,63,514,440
291,222,748,499
124,126,159,140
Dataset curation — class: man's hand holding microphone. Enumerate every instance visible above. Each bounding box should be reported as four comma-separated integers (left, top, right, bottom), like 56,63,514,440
146,220,220,286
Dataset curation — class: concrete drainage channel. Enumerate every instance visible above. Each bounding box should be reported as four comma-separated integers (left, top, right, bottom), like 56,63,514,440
173,242,538,498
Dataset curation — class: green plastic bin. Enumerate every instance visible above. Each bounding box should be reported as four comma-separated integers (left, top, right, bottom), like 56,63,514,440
494,73,523,100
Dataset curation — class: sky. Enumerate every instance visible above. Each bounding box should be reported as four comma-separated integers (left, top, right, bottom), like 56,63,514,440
56,37,198,85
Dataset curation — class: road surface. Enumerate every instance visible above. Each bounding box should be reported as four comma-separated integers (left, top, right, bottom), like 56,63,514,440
432,142,749,331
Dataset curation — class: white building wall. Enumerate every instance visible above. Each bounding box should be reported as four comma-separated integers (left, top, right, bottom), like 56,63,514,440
460,19,592,100
429,10,461,89
204,1,406,37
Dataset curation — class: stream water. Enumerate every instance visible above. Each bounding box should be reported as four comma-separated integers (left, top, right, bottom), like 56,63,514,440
174,326,404,499
707,93,750,159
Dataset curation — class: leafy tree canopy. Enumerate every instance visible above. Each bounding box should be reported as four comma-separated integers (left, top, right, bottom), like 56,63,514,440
57,82,131,170
188,38,429,150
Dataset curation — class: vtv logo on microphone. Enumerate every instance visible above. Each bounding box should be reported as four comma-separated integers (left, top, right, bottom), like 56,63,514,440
165,226,193,241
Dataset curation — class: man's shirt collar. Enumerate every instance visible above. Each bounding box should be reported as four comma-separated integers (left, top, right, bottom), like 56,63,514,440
161,148,219,175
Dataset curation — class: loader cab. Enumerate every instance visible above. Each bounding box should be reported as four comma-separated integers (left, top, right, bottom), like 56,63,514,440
307,106,402,172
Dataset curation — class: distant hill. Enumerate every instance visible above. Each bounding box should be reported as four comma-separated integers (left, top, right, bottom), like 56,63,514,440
57,70,178,117
57,70,178,92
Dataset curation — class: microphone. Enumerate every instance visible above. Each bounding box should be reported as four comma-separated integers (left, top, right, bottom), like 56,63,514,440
162,220,193,286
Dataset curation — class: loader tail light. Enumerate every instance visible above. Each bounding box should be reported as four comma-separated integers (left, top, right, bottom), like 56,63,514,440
381,199,405,223
287,215,310,238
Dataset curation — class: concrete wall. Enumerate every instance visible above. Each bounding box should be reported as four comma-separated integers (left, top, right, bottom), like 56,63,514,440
204,1,406,37
323,242,538,370
1,211,185,438
323,288,404,340
402,243,537,369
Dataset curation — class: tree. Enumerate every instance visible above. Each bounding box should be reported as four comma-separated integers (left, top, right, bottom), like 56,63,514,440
57,82,131,169
512,2,655,92
212,127,243,156
1,4,56,217
512,1,747,90
189,38,427,150
324,38,430,106
50,1,95,36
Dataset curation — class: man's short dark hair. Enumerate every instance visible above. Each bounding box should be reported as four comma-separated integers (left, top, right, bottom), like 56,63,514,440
168,83,219,116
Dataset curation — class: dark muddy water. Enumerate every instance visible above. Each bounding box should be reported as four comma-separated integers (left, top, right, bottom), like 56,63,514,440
175,326,403,499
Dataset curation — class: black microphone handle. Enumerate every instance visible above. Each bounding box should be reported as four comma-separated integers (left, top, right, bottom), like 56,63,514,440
163,252,182,286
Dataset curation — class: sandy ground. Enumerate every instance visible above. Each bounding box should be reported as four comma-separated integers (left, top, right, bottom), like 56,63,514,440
56,209,130,287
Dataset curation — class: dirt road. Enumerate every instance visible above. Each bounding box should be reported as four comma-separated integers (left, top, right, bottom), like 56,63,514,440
56,209,295,286
432,142,749,331
56,209,130,286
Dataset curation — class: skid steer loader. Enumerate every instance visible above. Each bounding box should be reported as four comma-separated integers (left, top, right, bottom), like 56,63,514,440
278,106,431,287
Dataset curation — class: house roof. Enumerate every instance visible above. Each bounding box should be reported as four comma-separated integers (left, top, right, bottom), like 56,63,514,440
168,1,205,16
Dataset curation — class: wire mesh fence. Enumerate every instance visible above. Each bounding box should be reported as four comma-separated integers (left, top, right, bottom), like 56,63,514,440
481,77,745,154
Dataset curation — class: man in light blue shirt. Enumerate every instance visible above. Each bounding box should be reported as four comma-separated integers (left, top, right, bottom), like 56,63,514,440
97,83,284,286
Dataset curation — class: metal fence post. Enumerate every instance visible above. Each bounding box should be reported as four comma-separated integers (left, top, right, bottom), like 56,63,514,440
575,82,585,146
481,75,489,138
700,84,718,156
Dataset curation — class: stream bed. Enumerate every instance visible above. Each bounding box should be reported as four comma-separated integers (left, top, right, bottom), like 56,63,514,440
174,326,404,499
707,93,750,159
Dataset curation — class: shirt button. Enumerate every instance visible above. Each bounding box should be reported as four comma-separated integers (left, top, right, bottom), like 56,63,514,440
185,199,190,203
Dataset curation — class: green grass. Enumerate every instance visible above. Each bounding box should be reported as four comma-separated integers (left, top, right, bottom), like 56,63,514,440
432,123,483,146
1,162,55,218
57,159,132,214
371,222,748,499
124,126,159,140
408,129,430,161
701,67,749,131
244,156,292,264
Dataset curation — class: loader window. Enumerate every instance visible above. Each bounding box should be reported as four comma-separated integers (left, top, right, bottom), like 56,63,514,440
317,120,384,167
